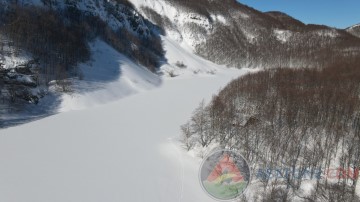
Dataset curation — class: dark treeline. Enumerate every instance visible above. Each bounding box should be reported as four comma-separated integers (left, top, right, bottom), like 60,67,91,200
198,21,360,69
182,56,360,201
0,5,90,83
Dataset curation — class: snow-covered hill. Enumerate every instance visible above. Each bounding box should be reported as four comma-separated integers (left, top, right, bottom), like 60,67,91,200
59,31,239,111
131,0,360,68
2,0,360,71
0,0,166,127
346,23,360,38
1,0,359,126
0,0,359,201
0,4,252,199
0,3,251,199
1,0,360,113
0,37,251,201
59,40,161,112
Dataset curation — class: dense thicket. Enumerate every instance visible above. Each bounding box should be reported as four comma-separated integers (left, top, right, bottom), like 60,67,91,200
183,56,360,201
0,5,90,82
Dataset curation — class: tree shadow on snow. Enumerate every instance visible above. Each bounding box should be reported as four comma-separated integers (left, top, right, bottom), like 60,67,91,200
0,93,62,129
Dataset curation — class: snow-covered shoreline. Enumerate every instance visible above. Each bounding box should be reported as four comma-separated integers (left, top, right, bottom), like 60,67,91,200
0,27,254,202
0,66,249,202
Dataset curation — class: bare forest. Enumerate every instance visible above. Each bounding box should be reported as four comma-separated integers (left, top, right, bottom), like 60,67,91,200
182,56,360,201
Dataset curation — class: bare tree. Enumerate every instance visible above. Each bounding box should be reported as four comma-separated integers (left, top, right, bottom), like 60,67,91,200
180,122,194,151
191,100,214,147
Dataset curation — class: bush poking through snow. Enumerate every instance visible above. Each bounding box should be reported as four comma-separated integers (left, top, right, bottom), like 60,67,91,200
180,122,195,151
175,61,187,69
167,70,178,77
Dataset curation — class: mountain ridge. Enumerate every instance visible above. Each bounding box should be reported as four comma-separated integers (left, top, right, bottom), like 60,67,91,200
133,0,360,68
346,23,360,38
1,0,360,126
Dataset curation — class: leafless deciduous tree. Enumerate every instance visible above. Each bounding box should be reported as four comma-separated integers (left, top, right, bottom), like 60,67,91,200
184,56,360,201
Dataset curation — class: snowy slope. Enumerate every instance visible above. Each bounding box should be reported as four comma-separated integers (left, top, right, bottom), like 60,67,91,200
131,0,213,49
0,64,249,202
346,23,360,38
347,24,360,31
58,36,229,111
1,1,358,200
131,0,360,69
160,37,222,77
0,29,255,201
59,40,161,112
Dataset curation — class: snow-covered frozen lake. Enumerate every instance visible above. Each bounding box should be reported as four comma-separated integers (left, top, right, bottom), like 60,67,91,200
0,39,250,201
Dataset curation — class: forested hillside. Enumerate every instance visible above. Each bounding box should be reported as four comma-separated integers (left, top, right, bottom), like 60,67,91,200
136,0,360,68
182,55,360,201
1,0,360,113
0,0,164,117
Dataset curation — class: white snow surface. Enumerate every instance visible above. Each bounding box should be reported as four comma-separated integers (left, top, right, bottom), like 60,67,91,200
316,29,339,38
0,35,32,69
273,29,292,43
0,36,252,201
211,14,227,24
1,55,30,69
160,37,223,77
348,23,360,30
59,40,161,112
0,67,248,202
0,73,243,202
132,0,213,48
59,37,230,111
